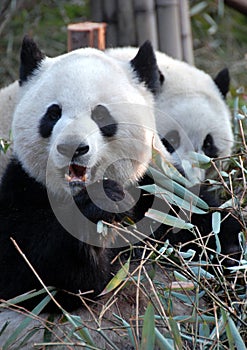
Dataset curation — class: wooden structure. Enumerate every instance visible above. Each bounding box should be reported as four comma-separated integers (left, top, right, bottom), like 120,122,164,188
67,22,107,51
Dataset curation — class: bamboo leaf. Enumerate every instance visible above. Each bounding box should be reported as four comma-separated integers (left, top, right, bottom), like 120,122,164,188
151,147,193,187
140,302,155,350
99,257,130,296
145,208,194,230
2,292,56,349
146,166,209,210
64,313,95,346
168,317,183,349
113,314,136,348
212,212,221,234
155,328,174,350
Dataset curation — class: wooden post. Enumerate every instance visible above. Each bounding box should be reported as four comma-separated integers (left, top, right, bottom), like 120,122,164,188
156,0,182,59
117,0,136,46
179,0,194,64
134,0,158,49
67,22,107,51
103,0,118,47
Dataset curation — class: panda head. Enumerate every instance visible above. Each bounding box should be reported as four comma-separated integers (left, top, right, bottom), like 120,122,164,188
155,60,233,181
12,36,165,198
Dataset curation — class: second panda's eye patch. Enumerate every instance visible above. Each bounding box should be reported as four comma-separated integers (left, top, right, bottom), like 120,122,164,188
162,130,180,154
39,104,62,138
202,134,218,158
91,105,117,137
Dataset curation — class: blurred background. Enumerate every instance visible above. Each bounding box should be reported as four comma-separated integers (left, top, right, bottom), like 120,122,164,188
0,0,246,90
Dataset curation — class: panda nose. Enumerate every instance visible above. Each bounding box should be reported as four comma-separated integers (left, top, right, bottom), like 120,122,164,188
73,144,90,157
57,142,89,158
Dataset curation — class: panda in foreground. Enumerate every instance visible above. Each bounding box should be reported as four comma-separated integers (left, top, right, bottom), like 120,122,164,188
0,37,242,313
0,36,168,311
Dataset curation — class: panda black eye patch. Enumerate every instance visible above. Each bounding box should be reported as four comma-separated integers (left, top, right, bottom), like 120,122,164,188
91,105,117,137
39,104,62,138
202,133,218,158
161,130,180,154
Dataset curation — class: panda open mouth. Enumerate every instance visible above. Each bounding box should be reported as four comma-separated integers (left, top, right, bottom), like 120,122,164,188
65,163,88,188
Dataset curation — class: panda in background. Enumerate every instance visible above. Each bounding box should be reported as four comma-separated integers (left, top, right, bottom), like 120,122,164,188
107,47,233,182
0,80,19,181
0,36,167,311
107,46,242,265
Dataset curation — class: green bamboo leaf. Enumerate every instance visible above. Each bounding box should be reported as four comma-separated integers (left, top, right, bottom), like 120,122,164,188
3,291,56,350
64,313,95,346
113,314,136,348
145,208,194,230
168,317,183,349
212,212,221,234
189,152,211,169
151,147,193,187
221,309,235,350
0,287,55,307
141,184,207,215
99,257,130,296
190,267,215,279
146,166,209,210
155,328,174,350
141,302,155,350
199,322,210,338
228,317,247,350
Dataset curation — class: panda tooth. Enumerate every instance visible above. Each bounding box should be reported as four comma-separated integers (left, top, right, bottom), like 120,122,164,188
65,174,72,182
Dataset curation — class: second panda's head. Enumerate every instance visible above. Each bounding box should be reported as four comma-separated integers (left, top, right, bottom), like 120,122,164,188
12,36,166,199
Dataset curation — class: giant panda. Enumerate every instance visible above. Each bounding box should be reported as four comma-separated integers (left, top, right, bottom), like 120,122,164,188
0,36,167,311
107,48,233,182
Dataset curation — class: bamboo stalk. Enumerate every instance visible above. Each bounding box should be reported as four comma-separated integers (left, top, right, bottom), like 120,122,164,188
179,0,194,64
103,0,118,47
134,0,158,49
117,0,136,46
156,0,182,59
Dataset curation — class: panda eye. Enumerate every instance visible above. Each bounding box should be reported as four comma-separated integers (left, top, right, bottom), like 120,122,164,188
39,104,62,138
161,130,180,154
91,104,118,137
202,134,218,158
46,104,62,121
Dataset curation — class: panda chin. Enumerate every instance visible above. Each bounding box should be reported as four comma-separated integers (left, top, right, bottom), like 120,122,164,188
65,163,89,196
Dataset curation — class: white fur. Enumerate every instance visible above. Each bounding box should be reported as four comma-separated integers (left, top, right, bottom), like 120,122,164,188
11,48,165,198
107,48,234,181
0,81,19,182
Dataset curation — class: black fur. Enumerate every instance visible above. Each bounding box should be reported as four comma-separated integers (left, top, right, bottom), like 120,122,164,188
214,68,230,99
202,133,219,158
0,159,133,311
131,41,161,94
91,105,118,137
19,35,45,85
39,104,62,138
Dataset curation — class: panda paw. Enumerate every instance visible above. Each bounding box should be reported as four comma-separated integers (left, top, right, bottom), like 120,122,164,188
74,179,135,224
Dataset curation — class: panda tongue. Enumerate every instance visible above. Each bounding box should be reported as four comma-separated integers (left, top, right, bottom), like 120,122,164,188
69,164,87,182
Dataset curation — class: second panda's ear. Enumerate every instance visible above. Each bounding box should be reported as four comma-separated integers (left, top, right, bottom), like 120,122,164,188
130,41,162,95
19,35,45,85
214,68,230,99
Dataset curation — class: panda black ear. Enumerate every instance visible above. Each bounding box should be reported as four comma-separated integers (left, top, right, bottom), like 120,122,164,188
214,68,230,99
19,35,45,85
130,41,162,95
